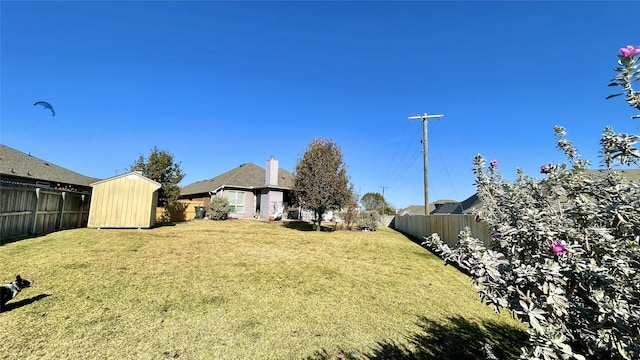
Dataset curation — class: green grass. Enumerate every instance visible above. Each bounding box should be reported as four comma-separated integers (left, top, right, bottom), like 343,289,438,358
0,220,527,359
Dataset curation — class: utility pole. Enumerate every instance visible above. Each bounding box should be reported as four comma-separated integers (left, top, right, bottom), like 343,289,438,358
380,186,387,215
408,113,444,217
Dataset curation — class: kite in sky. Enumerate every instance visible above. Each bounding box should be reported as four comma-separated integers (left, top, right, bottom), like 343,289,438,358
34,101,55,116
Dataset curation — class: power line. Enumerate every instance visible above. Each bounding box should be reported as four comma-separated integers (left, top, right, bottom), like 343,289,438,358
384,122,419,187
387,148,421,189
433,138,460,201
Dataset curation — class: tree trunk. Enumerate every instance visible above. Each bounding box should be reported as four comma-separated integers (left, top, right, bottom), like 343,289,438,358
315,212,323,231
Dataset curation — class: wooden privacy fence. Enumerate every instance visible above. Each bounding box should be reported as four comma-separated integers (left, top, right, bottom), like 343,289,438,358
156,200,203,222
392,214,491,248
0,186,91,243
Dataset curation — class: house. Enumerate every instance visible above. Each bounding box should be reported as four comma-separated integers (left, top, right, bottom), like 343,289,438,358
0,144,98,192
88,171,161,229
179,157,295,220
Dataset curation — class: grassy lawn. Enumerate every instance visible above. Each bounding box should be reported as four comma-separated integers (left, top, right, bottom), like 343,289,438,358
0,220,527,359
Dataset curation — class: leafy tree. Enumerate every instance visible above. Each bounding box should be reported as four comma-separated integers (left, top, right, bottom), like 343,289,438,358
423,45,640,360
130,146,186,207
361,192,384,212
294,138,353,231
361,192,396,215
385,204,397,215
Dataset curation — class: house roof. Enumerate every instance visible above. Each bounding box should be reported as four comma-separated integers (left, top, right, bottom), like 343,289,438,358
431,202,464,215
429,169,640,215
585,169,640,182
428,194,483,215
180,162,295,197
0,144,100,187
459,193,482,213
398,202,440,216
398,205,426,216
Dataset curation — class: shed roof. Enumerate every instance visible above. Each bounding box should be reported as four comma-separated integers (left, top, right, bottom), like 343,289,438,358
0,144,100,186
90,171,161,189
181,162,294,196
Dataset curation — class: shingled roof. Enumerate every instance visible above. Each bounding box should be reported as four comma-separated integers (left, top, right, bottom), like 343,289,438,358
427,169,639,215
0,144,100,187
585,169,640,182
180,162,295,197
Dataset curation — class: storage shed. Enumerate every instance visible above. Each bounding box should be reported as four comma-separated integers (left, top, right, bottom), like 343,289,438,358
88,171,161,229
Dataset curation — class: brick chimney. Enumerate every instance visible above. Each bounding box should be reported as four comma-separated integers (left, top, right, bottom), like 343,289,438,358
266,156,278,186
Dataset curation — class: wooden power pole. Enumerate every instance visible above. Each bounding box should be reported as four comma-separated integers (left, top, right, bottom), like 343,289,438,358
408,113,444,217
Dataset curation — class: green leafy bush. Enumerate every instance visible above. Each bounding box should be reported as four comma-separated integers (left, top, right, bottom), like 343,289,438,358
423,45,640,360
208,197,229,220
357,210,380,231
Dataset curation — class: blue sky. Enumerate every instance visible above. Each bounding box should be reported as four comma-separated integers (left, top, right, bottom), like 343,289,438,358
1,1,638,210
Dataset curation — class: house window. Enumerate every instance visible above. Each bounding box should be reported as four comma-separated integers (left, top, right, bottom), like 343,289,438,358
228,191,245,213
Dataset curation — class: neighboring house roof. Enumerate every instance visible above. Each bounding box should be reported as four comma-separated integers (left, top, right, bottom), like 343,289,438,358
180,162,295,197
585,169,640,182
431,202,464,215
399,203,436,216
429,194,482,215
459,193,482,213
398,205,424,216
429,169,640,215
0,144,100,187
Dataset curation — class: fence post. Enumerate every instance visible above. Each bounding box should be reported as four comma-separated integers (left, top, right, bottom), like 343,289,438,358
31,188,40,235
56,191,66,230
77,194,85,228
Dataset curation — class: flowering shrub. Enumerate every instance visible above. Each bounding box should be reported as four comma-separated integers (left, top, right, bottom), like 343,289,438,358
423,46,640,360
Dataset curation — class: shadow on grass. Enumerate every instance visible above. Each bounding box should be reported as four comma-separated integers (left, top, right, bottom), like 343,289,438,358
154,222,179,227
0,232,50,246
392,229,476,278
1,294,51,313
306,315,527,360
283,221,336,232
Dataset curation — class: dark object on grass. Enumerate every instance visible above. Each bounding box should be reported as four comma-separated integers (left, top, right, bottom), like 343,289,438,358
0,275,32,312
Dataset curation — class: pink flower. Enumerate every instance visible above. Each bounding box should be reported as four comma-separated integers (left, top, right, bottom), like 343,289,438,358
619,45,640,58
551,241,566,255
540,163,553,174
490,160,499,167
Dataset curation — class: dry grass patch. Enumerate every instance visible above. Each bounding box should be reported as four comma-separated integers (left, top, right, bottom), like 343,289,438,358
0,220,526,359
